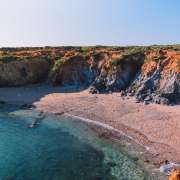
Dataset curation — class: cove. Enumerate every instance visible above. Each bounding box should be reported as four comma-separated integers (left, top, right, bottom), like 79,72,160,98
0,105,147,180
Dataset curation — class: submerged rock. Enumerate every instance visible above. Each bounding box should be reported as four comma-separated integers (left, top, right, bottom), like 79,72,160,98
0,100,5,105
20,104,35,109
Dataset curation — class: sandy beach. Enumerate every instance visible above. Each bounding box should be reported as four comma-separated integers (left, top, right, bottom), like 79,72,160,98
0,84,180,170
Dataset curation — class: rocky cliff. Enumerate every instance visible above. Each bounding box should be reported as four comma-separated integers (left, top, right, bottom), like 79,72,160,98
126,50,180,104
0,46,179,104
0,56,50,86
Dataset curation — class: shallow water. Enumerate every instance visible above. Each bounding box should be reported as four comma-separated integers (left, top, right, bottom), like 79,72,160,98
0,105,147,180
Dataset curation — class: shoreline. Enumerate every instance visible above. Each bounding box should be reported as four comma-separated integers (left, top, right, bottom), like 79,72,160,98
54,113,165,179
0,103,158,179
65,113,150,150
0,84,180,178
64,114,162,177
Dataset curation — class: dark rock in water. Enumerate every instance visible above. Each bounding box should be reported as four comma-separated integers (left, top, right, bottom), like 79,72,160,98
132,157,139,162
91,176,105,180
20,104,35,109
29,121,37,128
0,101,5,105
54,112,65,116
107,161,117,167
29,114,45,128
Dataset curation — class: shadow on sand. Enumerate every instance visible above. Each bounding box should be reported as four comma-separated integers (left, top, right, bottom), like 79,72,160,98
0,82,88,106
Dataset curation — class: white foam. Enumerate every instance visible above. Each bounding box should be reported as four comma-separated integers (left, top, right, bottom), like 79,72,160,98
65,113,150,150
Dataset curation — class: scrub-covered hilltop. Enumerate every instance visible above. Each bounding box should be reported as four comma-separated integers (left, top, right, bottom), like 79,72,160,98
0,45,179,104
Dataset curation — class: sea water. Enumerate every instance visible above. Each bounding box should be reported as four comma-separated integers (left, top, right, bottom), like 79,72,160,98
0,105,147,180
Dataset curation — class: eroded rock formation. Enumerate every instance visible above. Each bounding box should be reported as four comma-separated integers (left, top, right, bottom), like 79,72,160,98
0,46,179,104
127,50,180,104
0,57,50,86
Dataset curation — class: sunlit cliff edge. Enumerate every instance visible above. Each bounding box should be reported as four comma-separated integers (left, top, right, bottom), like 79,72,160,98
0,45,179,105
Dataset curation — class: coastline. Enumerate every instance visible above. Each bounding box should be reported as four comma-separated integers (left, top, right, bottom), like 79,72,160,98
0,84,180,179
64,113,150,150
61,113,166,179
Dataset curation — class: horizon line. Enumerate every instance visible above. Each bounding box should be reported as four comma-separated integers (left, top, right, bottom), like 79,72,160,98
0,43,180,49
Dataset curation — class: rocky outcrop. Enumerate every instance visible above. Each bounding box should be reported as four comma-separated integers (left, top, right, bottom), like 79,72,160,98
89,52,145,93
49,55,96,86
49,51,145,94
160,73,180,103
0,57,50,86
48,52,112,87
126,50,180,104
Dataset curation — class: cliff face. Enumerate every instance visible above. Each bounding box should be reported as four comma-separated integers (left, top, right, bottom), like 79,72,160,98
0,57,50,86
49,55,97,86
89,52,145,93
126,50,180,104
0,46,179,104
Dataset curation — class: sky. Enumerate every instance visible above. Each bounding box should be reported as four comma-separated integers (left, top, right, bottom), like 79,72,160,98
0,0,180,47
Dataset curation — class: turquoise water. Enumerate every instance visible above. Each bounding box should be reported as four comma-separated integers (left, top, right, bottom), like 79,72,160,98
0,105,147,180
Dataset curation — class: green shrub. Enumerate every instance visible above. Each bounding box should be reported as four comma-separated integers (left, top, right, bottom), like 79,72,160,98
52,58,64,72
80,46,90,56
110,58,121,66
